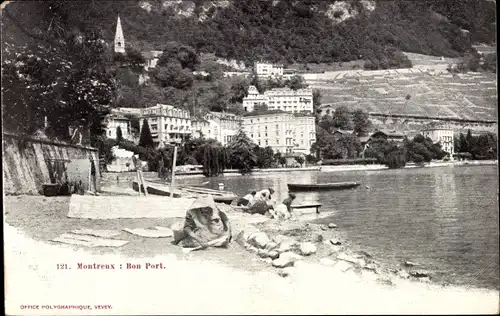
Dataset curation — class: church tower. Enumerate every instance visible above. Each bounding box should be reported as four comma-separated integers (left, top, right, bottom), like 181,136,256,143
114,15,125,54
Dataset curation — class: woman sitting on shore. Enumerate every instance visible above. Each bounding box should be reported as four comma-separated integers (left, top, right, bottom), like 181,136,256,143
172,196,232,250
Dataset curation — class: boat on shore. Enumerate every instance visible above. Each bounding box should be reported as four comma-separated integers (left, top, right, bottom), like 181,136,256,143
132,180,183,197
132,181,238,204
287,182,361,191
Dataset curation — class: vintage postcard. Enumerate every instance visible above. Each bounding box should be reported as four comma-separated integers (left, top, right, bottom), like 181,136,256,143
3,0,499,314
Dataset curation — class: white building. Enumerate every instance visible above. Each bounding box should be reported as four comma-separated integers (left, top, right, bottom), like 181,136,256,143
191,112,242,146
255,62,284,78
104,113,133,141
242,86,269,112
422,126,455,159
139,104,192,147
242,86,313,113
114,16,125,54
142,50,163,71
242,112,315,155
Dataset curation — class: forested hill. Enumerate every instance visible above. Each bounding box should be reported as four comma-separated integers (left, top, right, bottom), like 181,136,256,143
2,0,496,67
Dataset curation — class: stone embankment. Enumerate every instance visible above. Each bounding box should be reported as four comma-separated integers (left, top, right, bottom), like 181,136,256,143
223,206,432,287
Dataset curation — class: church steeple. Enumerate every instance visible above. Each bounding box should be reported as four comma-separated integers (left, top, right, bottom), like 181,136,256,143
114,15,125,54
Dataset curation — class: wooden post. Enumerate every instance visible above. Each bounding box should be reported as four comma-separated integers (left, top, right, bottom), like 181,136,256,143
170,145,178,198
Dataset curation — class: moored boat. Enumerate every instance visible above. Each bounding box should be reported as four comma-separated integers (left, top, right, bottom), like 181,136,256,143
287,182,361,191
132,180,183,198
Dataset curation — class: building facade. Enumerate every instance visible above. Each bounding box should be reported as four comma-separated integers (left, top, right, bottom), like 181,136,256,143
242,86,314,113
205,112,242,146
242,112,315,155
104,114,133,141
139,104,192,147
255,62,283,78
421,126,455,158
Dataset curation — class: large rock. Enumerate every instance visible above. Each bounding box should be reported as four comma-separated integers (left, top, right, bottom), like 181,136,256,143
329,239,342,246
265,241,278,251
328,222,337,228
268,250,279,260
276,239,298,253
409,270,430,278
299,242,317,256
247,232,271,249
272,252,302,268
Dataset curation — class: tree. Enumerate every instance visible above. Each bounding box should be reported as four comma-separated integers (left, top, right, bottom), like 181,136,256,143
331,106,353,130
295,155,305,166
227,129,257,174
139,119,154,148
466,129,475,158
158,41,199,71
352,109,372,136
116,126,123,143
153,62,194,90
312,89,322,112
255,146,275,168
286,75,308,90
125,47,146,70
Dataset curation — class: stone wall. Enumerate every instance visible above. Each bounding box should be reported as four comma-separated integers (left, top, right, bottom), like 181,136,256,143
2,133,101,195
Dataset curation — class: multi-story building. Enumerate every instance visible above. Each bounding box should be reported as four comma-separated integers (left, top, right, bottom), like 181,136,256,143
205,112,242,146
265,87,313,113
139,104,191,147
242,112,316,155
104,113,134,141
242,86,268,113
243,86,313,113
422,126,455,159
242,86,314,113
190,112,242,146
255,62,284,78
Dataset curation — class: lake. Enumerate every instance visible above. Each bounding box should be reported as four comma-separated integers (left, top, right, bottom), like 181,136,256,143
173,164,499,290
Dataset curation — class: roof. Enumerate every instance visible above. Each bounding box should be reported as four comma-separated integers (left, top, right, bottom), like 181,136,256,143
371,129,405,138
333,129,354,135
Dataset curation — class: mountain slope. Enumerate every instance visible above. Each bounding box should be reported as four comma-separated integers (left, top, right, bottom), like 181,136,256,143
2,0,495,67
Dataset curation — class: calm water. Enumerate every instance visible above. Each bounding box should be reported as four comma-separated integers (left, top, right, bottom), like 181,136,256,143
173,165,499,290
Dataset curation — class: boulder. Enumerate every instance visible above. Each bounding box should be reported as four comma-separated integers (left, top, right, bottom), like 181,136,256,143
320,225,328,231
398,270,410,279
404,261,419,267
329,239,342,246
363,263,378,272
328,223,337,229
247,232,270,249
265,241,278,251
299,242,317,256
257,249,269,258
272,252,302,268
268,250,280,260
276,239,298,253
319,257,336,266
409,270,430,278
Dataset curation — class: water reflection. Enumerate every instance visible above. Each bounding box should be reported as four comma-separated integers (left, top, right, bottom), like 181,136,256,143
159,165,499,289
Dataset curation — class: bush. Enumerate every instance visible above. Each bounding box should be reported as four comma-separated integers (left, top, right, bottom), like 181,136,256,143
321,158,378,165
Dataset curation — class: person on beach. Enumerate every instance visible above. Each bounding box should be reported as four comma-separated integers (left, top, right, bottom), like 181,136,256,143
272,193,296,220
237,191,256,207
244,188,275,216
172,195,232,249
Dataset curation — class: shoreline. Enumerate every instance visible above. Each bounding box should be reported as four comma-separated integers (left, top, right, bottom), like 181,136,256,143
4,202,499,314
104,160,498,179
4,194,498,295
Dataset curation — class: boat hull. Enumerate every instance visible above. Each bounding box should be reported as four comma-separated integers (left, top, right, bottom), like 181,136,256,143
132,181,182,198
287,182,361,191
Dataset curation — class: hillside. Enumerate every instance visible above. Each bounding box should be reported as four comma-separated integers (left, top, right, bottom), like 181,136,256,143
314,68,497,133
2,0,496,68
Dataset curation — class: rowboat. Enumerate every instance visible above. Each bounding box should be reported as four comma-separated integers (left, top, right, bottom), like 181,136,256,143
287,182,361,191
132,180,183,198
133,181,238,204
